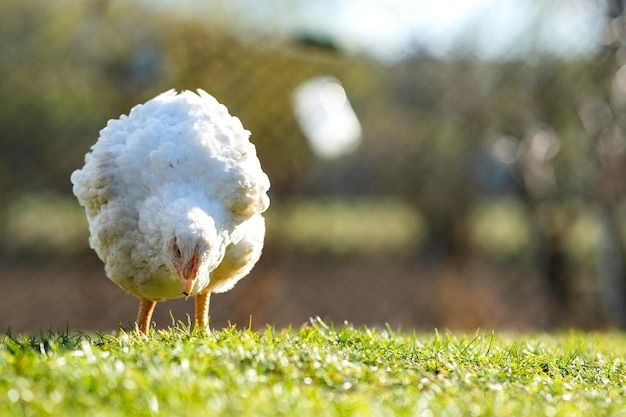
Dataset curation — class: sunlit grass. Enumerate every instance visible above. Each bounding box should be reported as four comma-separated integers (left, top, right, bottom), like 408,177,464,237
0,193,608,264
467,198,531,258
2,321,626,416
3,192,88,256
267,198,426,257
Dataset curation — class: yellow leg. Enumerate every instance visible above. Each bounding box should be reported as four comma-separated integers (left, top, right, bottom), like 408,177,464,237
195,291,211,330
136,299,157,334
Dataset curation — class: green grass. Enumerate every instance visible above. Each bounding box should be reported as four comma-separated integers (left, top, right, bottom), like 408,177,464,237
2,320,626,416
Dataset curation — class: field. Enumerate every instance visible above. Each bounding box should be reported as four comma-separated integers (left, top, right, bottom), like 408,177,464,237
2,320,626,416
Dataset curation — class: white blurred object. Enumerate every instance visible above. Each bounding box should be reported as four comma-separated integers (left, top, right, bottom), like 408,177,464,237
292,76,362,159
490,136,519,166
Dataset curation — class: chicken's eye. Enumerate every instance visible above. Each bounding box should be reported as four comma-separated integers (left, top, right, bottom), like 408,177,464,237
172,240,182,258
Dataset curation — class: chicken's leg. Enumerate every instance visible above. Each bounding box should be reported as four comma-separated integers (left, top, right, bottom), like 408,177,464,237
195,291,211,330
136,299,157,334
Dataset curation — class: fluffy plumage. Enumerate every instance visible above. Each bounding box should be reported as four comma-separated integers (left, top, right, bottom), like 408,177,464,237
71,89,270,333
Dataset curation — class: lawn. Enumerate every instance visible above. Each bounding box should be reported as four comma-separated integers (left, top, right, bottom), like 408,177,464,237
2,319,626,416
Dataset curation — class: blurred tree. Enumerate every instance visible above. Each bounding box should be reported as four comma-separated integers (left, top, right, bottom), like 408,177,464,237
0,0,622,330
587,0,626,327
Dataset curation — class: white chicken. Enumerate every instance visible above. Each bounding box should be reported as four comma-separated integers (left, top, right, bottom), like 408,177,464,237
71,89,270,334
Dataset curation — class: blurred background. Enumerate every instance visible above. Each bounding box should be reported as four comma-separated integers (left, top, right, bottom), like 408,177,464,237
2,0,626,333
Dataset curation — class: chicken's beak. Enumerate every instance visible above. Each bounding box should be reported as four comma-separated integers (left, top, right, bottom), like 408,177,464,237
180,246,200,299
182,278,195,299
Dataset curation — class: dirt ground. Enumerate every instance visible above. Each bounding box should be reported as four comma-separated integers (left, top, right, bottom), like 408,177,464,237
0,252,589,334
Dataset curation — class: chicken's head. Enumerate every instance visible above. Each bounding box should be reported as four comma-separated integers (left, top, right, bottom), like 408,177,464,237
161,203,222,298
169,236,202,297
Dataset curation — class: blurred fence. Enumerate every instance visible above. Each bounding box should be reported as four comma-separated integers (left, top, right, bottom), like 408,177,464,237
1,0,625,332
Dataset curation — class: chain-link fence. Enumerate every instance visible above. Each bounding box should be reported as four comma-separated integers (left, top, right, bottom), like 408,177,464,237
0,0,624,332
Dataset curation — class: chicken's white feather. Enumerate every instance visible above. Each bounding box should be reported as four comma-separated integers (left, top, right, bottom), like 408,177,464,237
71,89,269,306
